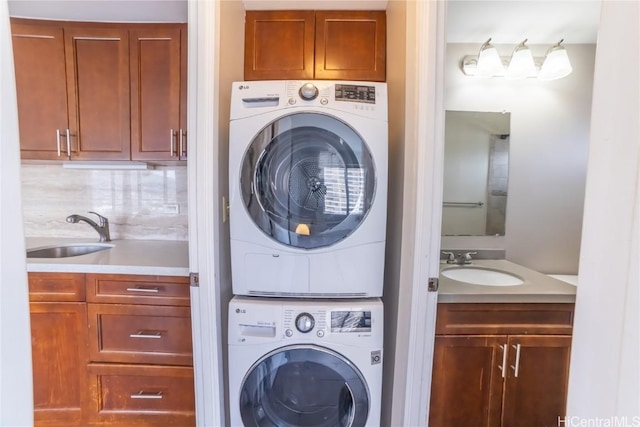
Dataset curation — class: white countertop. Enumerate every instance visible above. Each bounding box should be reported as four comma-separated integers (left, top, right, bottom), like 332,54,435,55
438,259,577,303
26,237,189,277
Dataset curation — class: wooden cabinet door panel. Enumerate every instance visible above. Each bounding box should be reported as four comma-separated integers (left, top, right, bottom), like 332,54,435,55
65,27,130,160
314,11,386,82
502,335,572,427
11,20,69,160
429,335,504,427
88,363,195,426
130,26,184,161
30,302,89,426
88,303,193,366
244,11,315,80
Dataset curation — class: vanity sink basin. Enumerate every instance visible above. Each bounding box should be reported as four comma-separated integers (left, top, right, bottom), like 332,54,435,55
27,243,113,259
442,267,524,286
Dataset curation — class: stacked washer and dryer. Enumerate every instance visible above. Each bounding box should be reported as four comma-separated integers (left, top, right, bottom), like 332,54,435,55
227,80,388,427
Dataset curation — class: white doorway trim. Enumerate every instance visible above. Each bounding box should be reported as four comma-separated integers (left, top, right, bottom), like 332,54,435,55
399,0,447,425
187,0,226,426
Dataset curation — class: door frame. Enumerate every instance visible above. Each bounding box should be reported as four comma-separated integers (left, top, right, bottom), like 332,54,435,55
395,1,447,425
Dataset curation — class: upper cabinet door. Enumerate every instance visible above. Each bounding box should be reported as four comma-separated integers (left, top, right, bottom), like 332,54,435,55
314,11,386,82
244,10,315,81
65,27,131,160
130,25,186,161
11,20,69,160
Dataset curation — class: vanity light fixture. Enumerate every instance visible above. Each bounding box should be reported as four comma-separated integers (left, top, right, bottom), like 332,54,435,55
505,39,537,79
461,38,573,81
474,38,505,77
538,39,573,81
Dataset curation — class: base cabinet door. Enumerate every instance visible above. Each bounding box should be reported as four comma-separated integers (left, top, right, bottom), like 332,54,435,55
30,301,90,426
429,336,504,427
501,335,572,427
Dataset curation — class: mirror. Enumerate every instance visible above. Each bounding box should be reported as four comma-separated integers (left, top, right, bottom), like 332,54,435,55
441,110,510,236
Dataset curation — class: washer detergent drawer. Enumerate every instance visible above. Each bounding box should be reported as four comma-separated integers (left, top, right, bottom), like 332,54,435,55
244,252,310,295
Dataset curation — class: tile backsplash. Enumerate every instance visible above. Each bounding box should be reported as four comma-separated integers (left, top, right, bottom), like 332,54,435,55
21,165,188,241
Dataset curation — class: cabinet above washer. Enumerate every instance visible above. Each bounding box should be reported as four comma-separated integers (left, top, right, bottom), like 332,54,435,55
244,10,386,82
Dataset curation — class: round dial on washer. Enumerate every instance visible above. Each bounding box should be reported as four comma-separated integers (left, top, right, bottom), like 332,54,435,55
299,83,319,101
295,312,315,333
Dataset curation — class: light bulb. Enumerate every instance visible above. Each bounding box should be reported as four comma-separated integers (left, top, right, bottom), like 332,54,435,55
539,40,573,80
475,38,504,77
505,39,536,79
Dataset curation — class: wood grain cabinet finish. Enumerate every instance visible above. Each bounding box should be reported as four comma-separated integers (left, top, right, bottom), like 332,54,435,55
244,10,385,82
11,22,69,160
429,303,573,427
11,19,187,162
85,273,195,426
130,26,188,161
88,363,195,426
28,273,90,427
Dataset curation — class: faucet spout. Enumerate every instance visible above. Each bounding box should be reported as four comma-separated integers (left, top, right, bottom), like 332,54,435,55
66,211,111,242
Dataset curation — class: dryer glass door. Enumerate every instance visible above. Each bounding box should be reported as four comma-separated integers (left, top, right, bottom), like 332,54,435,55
241,112,376,249
239,345,370,427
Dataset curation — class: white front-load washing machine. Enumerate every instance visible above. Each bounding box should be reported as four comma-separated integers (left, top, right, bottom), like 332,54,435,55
229,80,388,297
228,296,383,427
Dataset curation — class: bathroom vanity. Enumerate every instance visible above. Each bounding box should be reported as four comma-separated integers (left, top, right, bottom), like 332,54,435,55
430,259,576,427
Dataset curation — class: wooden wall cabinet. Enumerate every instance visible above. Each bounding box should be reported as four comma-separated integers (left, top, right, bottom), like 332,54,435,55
244,10,386,82
11,19,187,162
429,303,574,427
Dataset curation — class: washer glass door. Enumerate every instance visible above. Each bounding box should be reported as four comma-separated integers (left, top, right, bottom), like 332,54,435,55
239,345,370,427
241,112,376,249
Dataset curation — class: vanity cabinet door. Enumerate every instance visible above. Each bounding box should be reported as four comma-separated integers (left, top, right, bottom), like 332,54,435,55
429,335,504,427
501,335,572,427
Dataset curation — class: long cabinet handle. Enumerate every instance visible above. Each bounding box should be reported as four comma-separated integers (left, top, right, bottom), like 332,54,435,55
129,331,163,339
170,128,176,157
498,344,508,378
511,344,522,378
179,128,185,158
56,129,62,157
65,128,71,156
126,286,160,293
130,391,163,399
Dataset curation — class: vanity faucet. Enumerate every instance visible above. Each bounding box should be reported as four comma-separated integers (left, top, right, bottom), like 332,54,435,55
66,211,111,242
442,251,477,265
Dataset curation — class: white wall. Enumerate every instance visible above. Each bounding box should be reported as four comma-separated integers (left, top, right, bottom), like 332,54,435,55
442,43,596,274
0,0,33,424
568,0,639,419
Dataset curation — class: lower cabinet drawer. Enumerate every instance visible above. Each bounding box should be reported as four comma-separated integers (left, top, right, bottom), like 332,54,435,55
88,303,193,366
88,363,195,427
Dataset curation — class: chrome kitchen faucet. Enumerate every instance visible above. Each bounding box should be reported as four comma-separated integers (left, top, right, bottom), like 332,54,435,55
66,211,111,242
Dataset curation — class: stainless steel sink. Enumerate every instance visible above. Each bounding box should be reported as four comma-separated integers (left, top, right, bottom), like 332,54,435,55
26,243,113,259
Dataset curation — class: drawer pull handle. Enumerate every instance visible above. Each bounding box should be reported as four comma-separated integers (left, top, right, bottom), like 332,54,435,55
126,286,160,293
130,391,163,399
129,331,163,339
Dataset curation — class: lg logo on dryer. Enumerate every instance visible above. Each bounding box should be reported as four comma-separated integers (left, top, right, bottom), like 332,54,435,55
235,308,246,314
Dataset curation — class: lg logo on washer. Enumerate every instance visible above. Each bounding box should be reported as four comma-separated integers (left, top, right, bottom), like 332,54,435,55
238,84,249,90
235,308,246,314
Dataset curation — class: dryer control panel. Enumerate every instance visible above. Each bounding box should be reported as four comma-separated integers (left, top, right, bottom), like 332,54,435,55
229,296,383,346
230,80,388,122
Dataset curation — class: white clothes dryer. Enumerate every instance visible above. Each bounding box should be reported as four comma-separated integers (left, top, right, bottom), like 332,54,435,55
228,296,383,427
229,80,388,297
